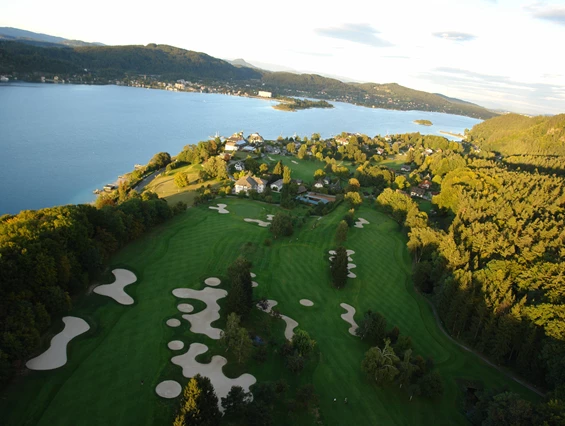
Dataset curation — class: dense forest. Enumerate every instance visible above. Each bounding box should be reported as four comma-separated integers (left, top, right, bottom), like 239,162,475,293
0,194,184,383
0,40,496,119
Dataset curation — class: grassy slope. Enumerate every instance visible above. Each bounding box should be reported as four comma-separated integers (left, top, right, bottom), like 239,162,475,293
1,199,538,426
146,164,221,206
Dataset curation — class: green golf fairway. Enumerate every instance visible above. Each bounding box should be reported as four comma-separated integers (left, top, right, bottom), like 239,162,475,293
1,199,538,426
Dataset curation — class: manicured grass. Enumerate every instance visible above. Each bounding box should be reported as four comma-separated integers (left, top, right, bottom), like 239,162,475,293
1,199,539,426
262,154,355,183
379,156,406,170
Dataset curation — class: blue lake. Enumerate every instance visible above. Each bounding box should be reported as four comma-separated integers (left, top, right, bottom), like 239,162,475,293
0,83,480,214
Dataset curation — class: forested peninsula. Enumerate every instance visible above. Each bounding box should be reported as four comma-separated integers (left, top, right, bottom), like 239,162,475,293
0,40,496,119
273,97,334,111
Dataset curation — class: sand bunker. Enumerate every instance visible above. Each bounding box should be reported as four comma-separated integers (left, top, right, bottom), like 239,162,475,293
209,203,229,214
173,287,228,340
354,217,370,228
177,303,194,313
156,380,182,398
26,317,90,370
244,218,271,227
167,319,181,327
300,299,314,306
340,303,359,336
347,263,357,269
250,272,256,278
94,268,137,305
266,214,274,221
256,299,298,340
252,281,259,288
172,343,256,410
168,340,185,350
346,250,355,256
328,250,336,255
348,272,357,278
291,160,298,164
268,156,275,161
205,277,221,287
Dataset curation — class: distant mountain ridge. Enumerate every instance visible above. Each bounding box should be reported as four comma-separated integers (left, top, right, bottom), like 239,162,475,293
0,27,104,47
0,27,497,119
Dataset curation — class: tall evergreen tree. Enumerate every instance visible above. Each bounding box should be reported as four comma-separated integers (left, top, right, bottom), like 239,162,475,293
226,257,253,319
331,246,348,289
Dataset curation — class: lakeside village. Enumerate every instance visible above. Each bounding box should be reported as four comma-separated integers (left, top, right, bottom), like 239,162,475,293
94,130,468,211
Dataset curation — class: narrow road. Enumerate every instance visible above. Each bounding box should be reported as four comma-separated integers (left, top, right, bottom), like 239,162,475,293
134,168,165,192
415,286,546,397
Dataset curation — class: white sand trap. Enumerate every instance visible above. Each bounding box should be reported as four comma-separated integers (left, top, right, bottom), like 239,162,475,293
94,268,137,305
256,299,298,340
266,214,274,221
346,250,355,255
269,156,275,161
209,203,229,214
252,281,259,288
329,256,335,262
354,217,370,228
328,250,336,255
205,277,221,287
348,256,353,261
156,380,182,398
26,317,90,370
177,303,194,313
168,340,185,350
300,299,314,306
250,272,257,278
167,319,181,327
348,272,357,278
244,218,271,227
172,343,256,411
173,287,228,340
340,303,359,336
291,160,298,164
347,263,357,269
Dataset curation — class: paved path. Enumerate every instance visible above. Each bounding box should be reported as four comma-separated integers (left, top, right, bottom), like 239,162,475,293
415,285,546,397
134,168,164,192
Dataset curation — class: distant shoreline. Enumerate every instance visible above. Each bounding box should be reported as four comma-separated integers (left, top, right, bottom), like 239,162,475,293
439,130,465,139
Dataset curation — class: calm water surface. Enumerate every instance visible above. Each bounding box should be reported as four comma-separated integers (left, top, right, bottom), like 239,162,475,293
0,83,480,214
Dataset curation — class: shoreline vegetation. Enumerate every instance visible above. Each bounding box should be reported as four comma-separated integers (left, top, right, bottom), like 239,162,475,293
273,97,334,112
414,119,433,126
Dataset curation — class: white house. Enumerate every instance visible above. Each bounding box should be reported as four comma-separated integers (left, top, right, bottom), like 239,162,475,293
258,91,272,98
234,162,245,171
314,180,324,189
234,176,267,194
270,179,283,192
225,141,238,152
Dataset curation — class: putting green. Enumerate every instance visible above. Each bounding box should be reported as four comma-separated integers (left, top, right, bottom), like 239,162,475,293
0,198,539,426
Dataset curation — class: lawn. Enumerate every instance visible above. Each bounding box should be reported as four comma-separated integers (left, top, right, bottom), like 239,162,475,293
379,156,406,171
0,199,539,426
261,155,355,183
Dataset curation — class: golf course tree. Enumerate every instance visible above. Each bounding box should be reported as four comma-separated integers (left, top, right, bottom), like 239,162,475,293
331,246,348,288
202,156,228,180
355,310,387,345
173,374,221,426
220,313,253,363
345,191,362,208
314,169,326,180
281,329,316,375
361,339,400,385
272,161,283,178
221,386,252,421
226,257,253,319
270,213,293,239
174,172,190,188
335,220,348,244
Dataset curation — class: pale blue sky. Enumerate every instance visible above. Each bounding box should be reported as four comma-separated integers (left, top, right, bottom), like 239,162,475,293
2,0,565,114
